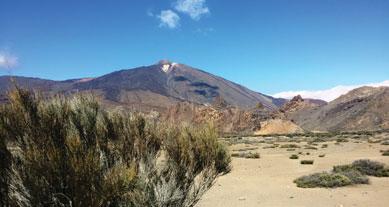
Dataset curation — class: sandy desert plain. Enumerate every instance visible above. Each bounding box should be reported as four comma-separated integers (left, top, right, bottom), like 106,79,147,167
197,132,389,207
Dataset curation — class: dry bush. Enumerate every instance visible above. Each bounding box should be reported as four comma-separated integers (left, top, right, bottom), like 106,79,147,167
300,160,314,165
280,144,300,149
231,151,260,159
0,88,231,207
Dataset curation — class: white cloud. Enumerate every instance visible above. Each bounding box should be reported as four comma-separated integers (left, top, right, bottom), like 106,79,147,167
174,0,209,20
273,80,389,102
158,10,180,29
0,51,18,70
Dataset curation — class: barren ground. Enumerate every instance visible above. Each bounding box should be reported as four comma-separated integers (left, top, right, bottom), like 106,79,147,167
197,135,389,207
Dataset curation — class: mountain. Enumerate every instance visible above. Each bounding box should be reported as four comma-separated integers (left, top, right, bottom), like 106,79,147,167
285,86,389,132
0,61,283,111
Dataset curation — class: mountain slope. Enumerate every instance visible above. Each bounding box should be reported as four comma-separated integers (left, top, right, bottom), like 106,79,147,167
287,86,389,132
0,61,282,111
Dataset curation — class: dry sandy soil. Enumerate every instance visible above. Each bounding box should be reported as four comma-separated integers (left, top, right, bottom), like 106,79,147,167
197,136,389,207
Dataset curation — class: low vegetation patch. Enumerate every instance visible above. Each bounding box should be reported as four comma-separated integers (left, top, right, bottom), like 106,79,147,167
318,154,326,158
294,172,352,188
381,141,389,145
280,144,300,149
232,152,260,159
304,146,318,150
263,144,279,149
295,159,389,188
290,154,299,159
349,160,389,177
300,160,314,165
336,138,349,143
232,146,258,152
382,150,389,156
321,144,328,148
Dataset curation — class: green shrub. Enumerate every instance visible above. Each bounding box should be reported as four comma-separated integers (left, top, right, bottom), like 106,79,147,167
382,150,389,156
294,172,352,188
290,154,299,159
300,160,314,165
0,88,232,207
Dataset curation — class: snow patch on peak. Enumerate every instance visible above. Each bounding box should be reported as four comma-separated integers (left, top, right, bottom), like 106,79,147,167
161,64,171,73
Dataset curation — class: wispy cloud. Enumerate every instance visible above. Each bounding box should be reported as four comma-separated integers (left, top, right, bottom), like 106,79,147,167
0,51,18,70
147,9,154,17
273,80,389,102
195,27,214,35
158,10,180,29
174,0,210,20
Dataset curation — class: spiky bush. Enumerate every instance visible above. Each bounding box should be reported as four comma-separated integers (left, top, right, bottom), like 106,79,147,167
0,88,231,207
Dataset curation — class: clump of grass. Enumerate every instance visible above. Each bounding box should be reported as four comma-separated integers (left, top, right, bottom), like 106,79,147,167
382,150,389,156
263,144,279,149
232,152,260,159
318,154,326,158
232,147,258,152
245,152,260,159
287,148,296,151
290,154,299,159
300,160,314,165
336,138,349,143
304,146,318,150
280,144,300,149
321,144,328,148
312,138,326,143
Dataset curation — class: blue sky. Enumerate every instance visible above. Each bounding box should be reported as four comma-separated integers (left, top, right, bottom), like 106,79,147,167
0,0,388,98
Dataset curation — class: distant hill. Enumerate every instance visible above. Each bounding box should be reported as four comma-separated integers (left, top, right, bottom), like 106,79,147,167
3,62,388,133
0,61,284,111
285,86,389,132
